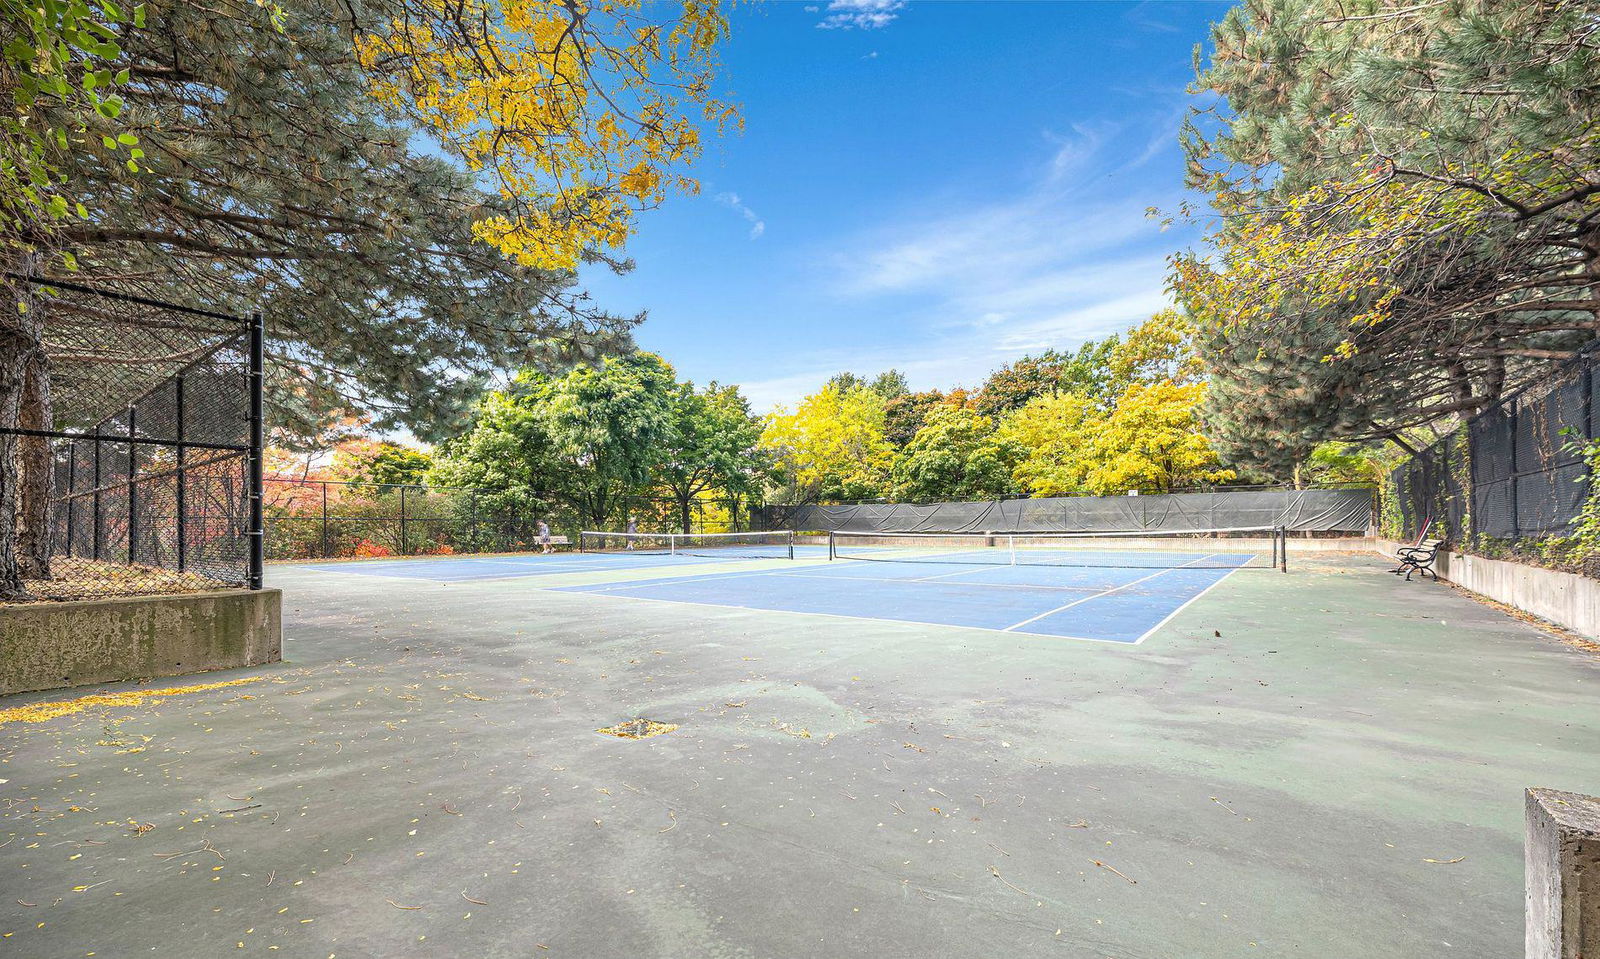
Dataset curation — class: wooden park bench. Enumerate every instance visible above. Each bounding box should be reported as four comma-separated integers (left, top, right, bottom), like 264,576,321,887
1391,536,1443,581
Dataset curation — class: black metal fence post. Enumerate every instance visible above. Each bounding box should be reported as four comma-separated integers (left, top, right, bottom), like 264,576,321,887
175,375,187,572
1508,407,1521,541
65,441,77,558
320,481,329,559
399,485,409,555
247,310,265,590
126,405,138,565
92,434,102,561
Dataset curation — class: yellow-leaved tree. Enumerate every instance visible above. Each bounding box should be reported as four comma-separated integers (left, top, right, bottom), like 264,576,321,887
761,383,893,502
998,310,1234,496
996,392,1100,496
1083,381,1233,494
356,0,736,271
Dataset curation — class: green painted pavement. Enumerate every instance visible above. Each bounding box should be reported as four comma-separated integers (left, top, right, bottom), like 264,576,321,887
2,552,1595,958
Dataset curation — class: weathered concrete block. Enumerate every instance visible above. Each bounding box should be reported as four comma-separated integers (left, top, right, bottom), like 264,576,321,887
1527,787,1600,959
0,589,281,696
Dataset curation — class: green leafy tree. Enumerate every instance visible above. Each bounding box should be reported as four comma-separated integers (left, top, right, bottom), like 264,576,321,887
2,0,145,265
332,440,434,487
432,353,677,531
426,391,553,523
656,382,769,533
974,339,1120,419
867,370,910,399
761,383,893,502
890,406,1018,502
533,353,677,529
883,389,947,448
825,369,910,401
1302,441,1405,489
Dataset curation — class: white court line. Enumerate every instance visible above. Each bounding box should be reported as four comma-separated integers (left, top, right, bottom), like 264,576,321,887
572,562,835,594
911,565,1013,582
1127,565,1246,645
789,571,1101,593
999,553,1227,633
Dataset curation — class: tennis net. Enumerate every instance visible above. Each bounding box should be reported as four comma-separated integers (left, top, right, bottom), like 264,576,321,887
828,527,1286,570
580,530,796,560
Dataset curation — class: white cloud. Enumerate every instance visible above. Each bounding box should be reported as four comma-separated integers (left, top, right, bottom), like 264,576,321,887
731,113,1191,411
1044,123,1114,183
841,195,1162,298
816,0,905,30
716,192,766,240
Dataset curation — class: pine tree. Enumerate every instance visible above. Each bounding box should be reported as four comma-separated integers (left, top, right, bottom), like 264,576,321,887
1179,0,1600,462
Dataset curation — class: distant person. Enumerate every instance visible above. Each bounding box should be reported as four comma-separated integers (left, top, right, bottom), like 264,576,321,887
538,519,552,554
625,517,637,548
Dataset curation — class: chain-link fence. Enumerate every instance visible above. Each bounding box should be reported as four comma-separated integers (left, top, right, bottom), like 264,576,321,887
0,275,264,602
1385,342,1599,567
266,478,537,559
265,477,754,560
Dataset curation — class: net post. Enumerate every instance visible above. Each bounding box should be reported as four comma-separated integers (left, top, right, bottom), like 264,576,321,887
1008,533,1016,566
787,530,794,561
669,533,677,558
1279,526,1288,572
828,531,836,561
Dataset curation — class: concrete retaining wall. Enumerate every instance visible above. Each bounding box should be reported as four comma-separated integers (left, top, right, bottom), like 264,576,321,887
1378,540,1600,640
0,589,282,696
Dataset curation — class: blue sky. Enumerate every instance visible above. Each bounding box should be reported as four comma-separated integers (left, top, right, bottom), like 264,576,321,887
579,0,1228,412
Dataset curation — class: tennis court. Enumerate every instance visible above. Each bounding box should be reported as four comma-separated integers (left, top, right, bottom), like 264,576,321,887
299,529,1286,643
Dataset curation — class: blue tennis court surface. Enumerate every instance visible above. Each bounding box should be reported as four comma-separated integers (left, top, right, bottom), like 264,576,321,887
551,557,1245,643
294,546,1257,643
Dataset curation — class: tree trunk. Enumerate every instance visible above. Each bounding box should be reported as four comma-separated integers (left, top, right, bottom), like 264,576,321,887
0,343,25,598
16,345,53,579
679,494,692,535
0,269,37,599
